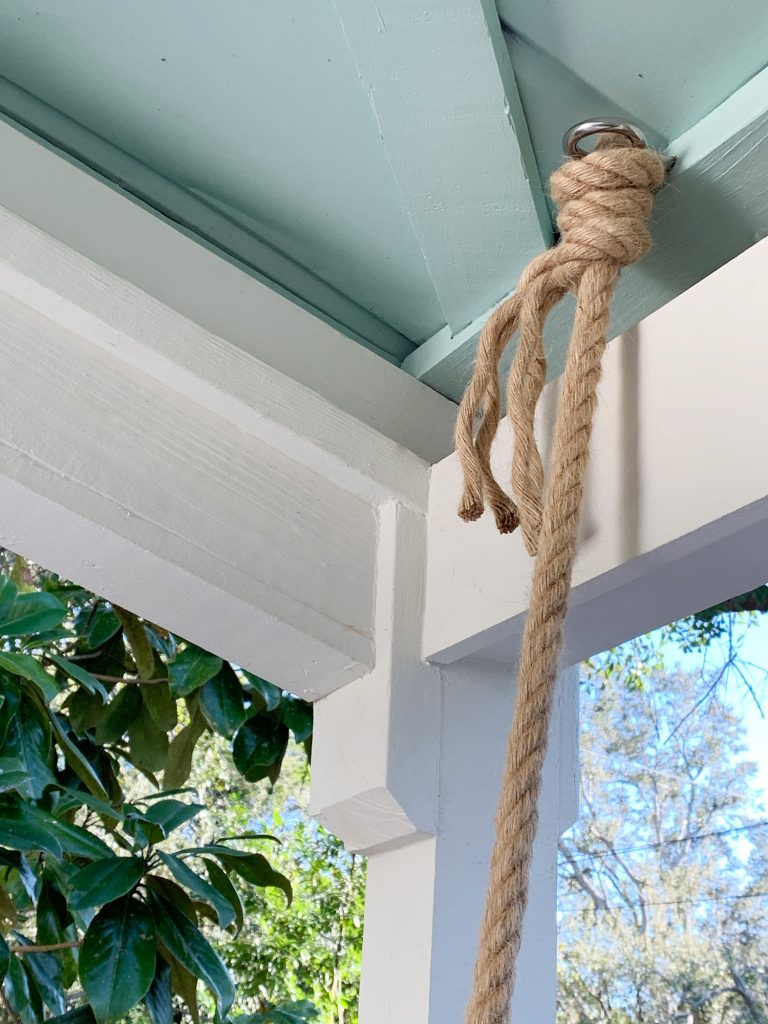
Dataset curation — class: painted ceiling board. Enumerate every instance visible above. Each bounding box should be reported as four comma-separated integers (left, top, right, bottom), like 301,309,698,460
496,0,768,141
0,0,445,349
333,0,550,335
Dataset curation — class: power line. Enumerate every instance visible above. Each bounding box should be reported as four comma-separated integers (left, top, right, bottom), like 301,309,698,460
559,889,768,916
563,820,768,864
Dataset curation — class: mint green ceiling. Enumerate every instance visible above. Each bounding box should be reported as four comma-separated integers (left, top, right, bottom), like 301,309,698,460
1,0,767,395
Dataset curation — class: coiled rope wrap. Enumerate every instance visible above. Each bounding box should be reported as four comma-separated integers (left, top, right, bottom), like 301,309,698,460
457,140,666,1024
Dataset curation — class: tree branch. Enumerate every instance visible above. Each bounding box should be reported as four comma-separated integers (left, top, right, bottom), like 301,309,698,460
10,939,82,955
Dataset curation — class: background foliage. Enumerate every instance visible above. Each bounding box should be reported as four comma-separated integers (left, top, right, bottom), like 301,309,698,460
0,550,334,1024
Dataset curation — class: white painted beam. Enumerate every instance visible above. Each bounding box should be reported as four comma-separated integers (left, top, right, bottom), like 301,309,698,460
404,64,768,400
0,117,457,462
332,0,551,335
424,234,768,666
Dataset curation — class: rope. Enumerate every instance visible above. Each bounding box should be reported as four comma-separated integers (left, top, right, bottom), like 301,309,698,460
457,139,666,1024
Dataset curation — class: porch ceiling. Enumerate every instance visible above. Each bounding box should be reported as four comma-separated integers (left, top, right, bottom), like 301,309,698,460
1,0,767,404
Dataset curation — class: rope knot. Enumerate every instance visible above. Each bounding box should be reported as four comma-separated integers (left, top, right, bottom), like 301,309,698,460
551,147,665,268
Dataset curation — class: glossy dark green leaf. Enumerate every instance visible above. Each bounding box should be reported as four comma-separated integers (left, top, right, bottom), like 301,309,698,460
0,933,9,983
145,876,197,923
48,711,110,800
2,697,55,798
156,851,235,929
143,955,173,1024
36,880,77,988
24,807,113,860
0,757,28,794
0,674,21,747
0,849,40,902
160,941,199,1024
199,664,246,739
47,655,108,701
75,605,121,651
232,715,289,782
0,574,18,619
203,858,244,934
6,952,37,1024
0,814,62,859
113,607,156,681
63,690,105,735
163,709,206,790
0,591,66,638
280,695,313,743
95,685,143,746
242,671,282,711
141,684,178,733
80,896,156,1024
46,1007,97,1024
142,799,204,835
69,857,144,911
0,652,60,703
127,707,169,773
168,646,222,700
149,891,234,1017
21,943,66,1015
216,851,292,904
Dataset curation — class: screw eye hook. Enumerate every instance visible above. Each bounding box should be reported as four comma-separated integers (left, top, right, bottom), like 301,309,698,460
563,119,647,159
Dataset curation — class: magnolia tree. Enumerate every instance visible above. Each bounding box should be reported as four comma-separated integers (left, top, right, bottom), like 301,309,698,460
0,554,316,1024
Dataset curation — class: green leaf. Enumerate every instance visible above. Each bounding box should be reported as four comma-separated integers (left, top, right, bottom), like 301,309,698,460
203,858,244,934
63,690,105,735
156,851,235,929
75,605,121,651
141,684,178,733
0,574,18,619
6,953,37,1024
163,709,206,790
57,788,125,824
199,664,246,739
127,707,169,773
24,807,113,860
47,655,108,701
20,941,66,1015
160,942,199,1024
0,813,62,859
0,933,9,984
36,880,77,987
149,891,234,1017
2,696,55,798
0,652,60,703
142,799,204,835
95,686,142,745
0,675,21,748
80,896,157,1024
280,695,313,743
48,711,110,800
242,671,283,711
232,715,289,782
168,646,222,700
113,607,156,681
217,851,292,904
69,857,144,911
0,758,28,794
0,849,40,902
0,591,66,637
143,956,173,1024
46,1008,97,1024
145,876,197,923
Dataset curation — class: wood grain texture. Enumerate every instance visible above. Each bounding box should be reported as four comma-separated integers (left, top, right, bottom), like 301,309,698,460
404,65,768,400
332,0,551,335
0,204,432,509
0,119,458,463
0,292,377,696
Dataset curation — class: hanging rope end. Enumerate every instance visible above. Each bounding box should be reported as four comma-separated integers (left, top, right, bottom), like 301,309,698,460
489,496,519,535
458,490,485,523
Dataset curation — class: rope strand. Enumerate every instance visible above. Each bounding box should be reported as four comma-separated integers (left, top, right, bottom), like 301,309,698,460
458,139,666,1024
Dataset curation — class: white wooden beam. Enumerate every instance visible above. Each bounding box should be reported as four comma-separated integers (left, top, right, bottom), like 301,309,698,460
424,233,768,666
332,0,551,335
0,117,457,462
404,64,768,400
0,203,450,699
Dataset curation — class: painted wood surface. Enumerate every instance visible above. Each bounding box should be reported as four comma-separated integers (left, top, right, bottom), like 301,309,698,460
424,234,768,666
332,0,550,334
405,65,768,399
0,0,446,350
0,120,458,464
498,0,768,141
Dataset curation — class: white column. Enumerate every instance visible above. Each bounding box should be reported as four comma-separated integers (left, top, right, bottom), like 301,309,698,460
311,500,579,1023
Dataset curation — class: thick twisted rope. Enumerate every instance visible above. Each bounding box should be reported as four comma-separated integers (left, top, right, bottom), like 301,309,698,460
458,140,666,1024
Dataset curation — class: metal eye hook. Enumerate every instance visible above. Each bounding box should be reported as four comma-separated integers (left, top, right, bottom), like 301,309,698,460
563,119,647,158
